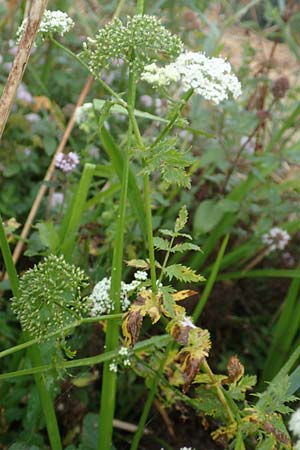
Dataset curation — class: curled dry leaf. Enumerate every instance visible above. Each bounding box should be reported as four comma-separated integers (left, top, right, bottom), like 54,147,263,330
122,290,163,347
176,327,211,393
223,355,245,384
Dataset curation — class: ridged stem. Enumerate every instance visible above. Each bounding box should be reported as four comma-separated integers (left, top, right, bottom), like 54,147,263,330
97,68,136,450
0,216,62,450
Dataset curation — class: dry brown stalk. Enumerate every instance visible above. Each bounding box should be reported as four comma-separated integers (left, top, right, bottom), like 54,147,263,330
0,0,48,140
11,75,94,265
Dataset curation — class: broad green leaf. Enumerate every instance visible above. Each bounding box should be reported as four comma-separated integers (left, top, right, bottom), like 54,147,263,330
193,199,224,235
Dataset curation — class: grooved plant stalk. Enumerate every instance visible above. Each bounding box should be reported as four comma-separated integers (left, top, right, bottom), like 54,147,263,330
0,217,62,450
97,68,136,449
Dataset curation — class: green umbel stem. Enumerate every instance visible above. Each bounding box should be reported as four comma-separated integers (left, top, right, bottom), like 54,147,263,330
0,216,63,450
97,68,136,450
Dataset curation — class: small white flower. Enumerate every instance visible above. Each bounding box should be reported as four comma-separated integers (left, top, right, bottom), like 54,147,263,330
180,316,197,329
109,362,118,373
118,346,129,356
123,358,131,367
134,270,148,281
289,409,300,438
55,152,80,173
262,227,291,252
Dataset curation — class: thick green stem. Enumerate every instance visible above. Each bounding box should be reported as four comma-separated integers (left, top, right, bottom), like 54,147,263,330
0,216,62,450
136,0,145,14
143,174,157,293
98,69,136,450
130,342,171,450
0,314,122,360
0,335,172,381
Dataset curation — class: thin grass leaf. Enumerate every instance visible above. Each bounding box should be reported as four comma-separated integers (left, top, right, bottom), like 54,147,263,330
217,269,300,280
59,163,96,260
193,234,229,322
263,278,300,380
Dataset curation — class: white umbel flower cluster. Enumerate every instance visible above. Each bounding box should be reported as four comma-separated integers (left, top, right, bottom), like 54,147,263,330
262,227,291,252
88,271,148,316
17,10,74,43
289,409,300,449
141,51,241,104
55,152,80,173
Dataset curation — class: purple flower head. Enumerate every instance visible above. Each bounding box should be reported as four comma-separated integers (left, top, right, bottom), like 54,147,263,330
55,152,79,173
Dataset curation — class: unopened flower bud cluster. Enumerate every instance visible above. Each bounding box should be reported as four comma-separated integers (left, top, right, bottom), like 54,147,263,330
141,51,241,105
17,10,74,44
55,152,80,173
89,271,148,316
262,227,290,252
11,255,88,341
82,15,183,75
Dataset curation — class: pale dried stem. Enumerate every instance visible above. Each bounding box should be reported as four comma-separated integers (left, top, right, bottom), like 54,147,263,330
0,0,48,140
9,75,94,266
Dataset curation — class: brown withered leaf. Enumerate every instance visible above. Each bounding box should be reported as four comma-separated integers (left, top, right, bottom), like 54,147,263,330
122,290,163,348
172,290,198,302
176,327,211,393
122,309,143,348
171,324,190,346
178,351,203,393
263,420,290,445
223,355,244,384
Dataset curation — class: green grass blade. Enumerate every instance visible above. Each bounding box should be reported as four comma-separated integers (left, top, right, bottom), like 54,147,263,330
0,216,19,297
59,163,96,260
217,269,300,280
193,234,229,322
263,278,300,380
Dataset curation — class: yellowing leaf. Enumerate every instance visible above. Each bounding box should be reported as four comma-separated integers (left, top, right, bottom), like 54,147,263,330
125,259,150,269
122,290,162,347
172,290,198,302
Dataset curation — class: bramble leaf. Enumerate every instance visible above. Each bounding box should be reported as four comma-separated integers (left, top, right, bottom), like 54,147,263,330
153,236,170,251
175,205,188,232
125,259,149,269
170,242,201,253
164,264,205,283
